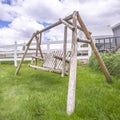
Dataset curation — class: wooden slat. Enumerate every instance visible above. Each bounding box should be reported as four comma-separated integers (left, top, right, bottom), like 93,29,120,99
43,53,51,68
52,51,57,68
53,51,59,69
54,55,70,63
56,51,63,69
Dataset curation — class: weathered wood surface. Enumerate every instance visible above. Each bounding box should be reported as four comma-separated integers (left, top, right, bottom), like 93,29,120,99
61,26,67,77
67,11,78,115
42,50,70,71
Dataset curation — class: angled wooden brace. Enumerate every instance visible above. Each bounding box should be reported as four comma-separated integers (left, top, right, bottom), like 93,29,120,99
15,32,36,75
77,11,112,82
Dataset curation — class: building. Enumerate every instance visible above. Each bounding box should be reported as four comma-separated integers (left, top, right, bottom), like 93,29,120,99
93,24,120,52
112,23,120,45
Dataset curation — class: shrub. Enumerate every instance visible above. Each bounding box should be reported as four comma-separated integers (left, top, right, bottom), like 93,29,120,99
89,53,120,76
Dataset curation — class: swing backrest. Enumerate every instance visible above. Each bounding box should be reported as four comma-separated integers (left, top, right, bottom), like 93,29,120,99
42,50,71,71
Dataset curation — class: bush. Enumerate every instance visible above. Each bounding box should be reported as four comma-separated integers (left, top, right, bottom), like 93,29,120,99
89,53,120,76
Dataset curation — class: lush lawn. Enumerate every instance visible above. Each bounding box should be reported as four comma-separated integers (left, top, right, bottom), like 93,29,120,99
0,62,120,120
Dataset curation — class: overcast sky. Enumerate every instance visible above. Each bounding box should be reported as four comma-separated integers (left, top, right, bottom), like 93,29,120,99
0,0,120,45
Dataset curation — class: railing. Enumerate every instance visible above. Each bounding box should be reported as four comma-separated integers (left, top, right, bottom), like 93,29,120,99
0,40,92,66
95,36,120,52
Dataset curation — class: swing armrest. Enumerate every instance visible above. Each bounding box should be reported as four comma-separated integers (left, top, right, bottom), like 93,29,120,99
31,56,44,61
53,55,70,63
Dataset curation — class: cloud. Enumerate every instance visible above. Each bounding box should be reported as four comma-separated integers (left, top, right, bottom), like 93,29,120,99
0,0,120,45
0,2,14,21
9,16,44,37
0,16,44,45
21,0,66,22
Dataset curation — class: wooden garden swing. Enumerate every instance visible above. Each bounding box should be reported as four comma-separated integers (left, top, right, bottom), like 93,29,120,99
15,11,112,115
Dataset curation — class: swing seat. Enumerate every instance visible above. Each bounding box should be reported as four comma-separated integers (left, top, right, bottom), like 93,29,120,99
29,50,71,75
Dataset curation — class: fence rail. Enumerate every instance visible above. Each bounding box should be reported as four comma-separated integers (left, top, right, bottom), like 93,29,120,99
95,36,120,52
0,40,92,66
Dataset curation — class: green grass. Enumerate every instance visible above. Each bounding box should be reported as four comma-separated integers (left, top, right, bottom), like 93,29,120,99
0,62,120,120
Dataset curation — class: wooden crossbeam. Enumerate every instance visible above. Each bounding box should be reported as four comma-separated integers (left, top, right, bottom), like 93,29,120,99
77,38,91,44
60,19,75,30
53,55,70,63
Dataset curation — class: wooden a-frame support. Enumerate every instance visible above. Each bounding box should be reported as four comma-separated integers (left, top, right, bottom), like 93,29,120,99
15,11,112,115
66,11,112,115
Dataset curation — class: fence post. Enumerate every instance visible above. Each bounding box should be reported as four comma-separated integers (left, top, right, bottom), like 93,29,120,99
47,40,50,53
88,43,92,58
14,41,17,67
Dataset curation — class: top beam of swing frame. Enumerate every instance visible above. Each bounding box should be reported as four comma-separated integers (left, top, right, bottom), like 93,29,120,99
26,11,89,40
34,13,73,35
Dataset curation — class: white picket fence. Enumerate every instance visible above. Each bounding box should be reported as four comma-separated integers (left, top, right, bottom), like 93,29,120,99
0,40,92,67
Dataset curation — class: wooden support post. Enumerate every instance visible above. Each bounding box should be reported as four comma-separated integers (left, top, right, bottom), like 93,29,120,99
38,33,43,58
35,35,39,65
77,12,112,82
67,12,77,115
61,26,67,77
15,35,34,75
